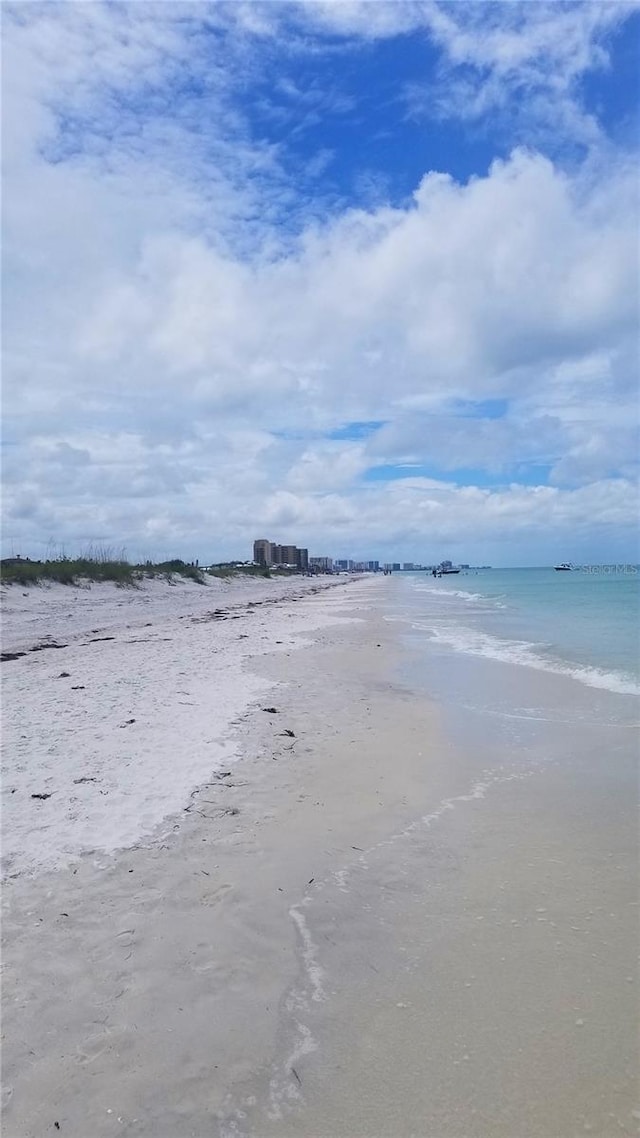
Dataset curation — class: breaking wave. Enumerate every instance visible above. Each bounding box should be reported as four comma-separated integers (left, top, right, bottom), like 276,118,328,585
415,622,640,696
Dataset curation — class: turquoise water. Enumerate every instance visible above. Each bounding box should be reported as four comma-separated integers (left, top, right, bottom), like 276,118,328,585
397,567,640,697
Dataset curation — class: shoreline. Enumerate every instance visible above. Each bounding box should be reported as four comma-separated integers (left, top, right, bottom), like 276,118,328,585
3,575,451,1136
2,576,637,1137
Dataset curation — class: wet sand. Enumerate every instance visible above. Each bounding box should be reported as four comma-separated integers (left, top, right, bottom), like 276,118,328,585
2,576,637,1137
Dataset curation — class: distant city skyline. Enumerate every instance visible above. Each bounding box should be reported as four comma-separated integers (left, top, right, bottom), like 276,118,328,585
252,541,485,574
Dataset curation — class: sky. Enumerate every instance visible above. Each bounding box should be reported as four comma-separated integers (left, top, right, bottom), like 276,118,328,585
2,1,639,567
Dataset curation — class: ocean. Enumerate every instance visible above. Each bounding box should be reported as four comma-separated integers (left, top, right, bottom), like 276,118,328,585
386,566,639,771
395,566,640,697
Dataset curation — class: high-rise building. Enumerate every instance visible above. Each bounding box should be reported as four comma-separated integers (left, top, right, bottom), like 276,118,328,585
253,538,271,566
392,562,401,571
253,538,309,570
310,556,332,572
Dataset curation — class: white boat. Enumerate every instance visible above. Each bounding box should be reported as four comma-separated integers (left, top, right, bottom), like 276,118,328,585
554,563,573,571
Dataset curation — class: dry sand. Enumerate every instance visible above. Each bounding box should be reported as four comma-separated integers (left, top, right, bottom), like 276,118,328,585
1,573,353,878
1,575,637,1138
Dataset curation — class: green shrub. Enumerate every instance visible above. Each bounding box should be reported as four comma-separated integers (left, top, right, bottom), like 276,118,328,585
0,555,205,587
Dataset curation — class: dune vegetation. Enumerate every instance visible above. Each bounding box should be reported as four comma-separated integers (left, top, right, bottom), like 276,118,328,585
0,553,285,587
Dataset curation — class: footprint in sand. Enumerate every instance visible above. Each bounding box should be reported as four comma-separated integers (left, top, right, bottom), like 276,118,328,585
76,1030,112,1065
200,882,233,906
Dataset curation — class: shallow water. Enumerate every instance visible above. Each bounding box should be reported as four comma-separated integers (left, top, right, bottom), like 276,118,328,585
396,566,640,697
223,581,639,1138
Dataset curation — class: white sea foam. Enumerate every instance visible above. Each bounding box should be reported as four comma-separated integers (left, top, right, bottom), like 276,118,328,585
410,583,487,602
420,622,640,696
267,1020,317,1121
252,761,535,1135
264,903,324,1124
408,581,509,610
288,900,326,1005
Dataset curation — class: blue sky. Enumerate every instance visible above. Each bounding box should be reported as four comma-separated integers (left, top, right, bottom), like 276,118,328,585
2,2,639,565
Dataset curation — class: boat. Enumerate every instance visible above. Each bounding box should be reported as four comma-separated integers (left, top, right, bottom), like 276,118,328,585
441,567,461,574
554,563,573,571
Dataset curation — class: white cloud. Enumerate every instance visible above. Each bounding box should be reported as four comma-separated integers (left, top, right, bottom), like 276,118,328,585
286,442,369,492
60,148,636,422
301,1,636,143
2,2,638,563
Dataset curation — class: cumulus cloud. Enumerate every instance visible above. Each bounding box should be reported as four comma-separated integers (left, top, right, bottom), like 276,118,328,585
61,150,638,414
2,1,638,563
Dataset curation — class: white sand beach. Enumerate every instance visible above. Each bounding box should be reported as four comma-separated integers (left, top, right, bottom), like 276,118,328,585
2,574,356,879
2,574,637,1138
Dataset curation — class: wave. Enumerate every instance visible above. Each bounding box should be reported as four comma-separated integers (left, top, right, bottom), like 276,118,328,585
410,583,491,603
414,622,640,696
408,578,509,608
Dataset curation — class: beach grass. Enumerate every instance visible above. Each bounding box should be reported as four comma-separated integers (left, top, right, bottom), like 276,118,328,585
0,555,300,587
0,555,206,587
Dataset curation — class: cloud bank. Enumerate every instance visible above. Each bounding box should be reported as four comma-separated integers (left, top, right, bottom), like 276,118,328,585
2,1,639,564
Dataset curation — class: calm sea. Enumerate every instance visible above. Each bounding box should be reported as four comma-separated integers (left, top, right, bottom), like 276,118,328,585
395,566,640,698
